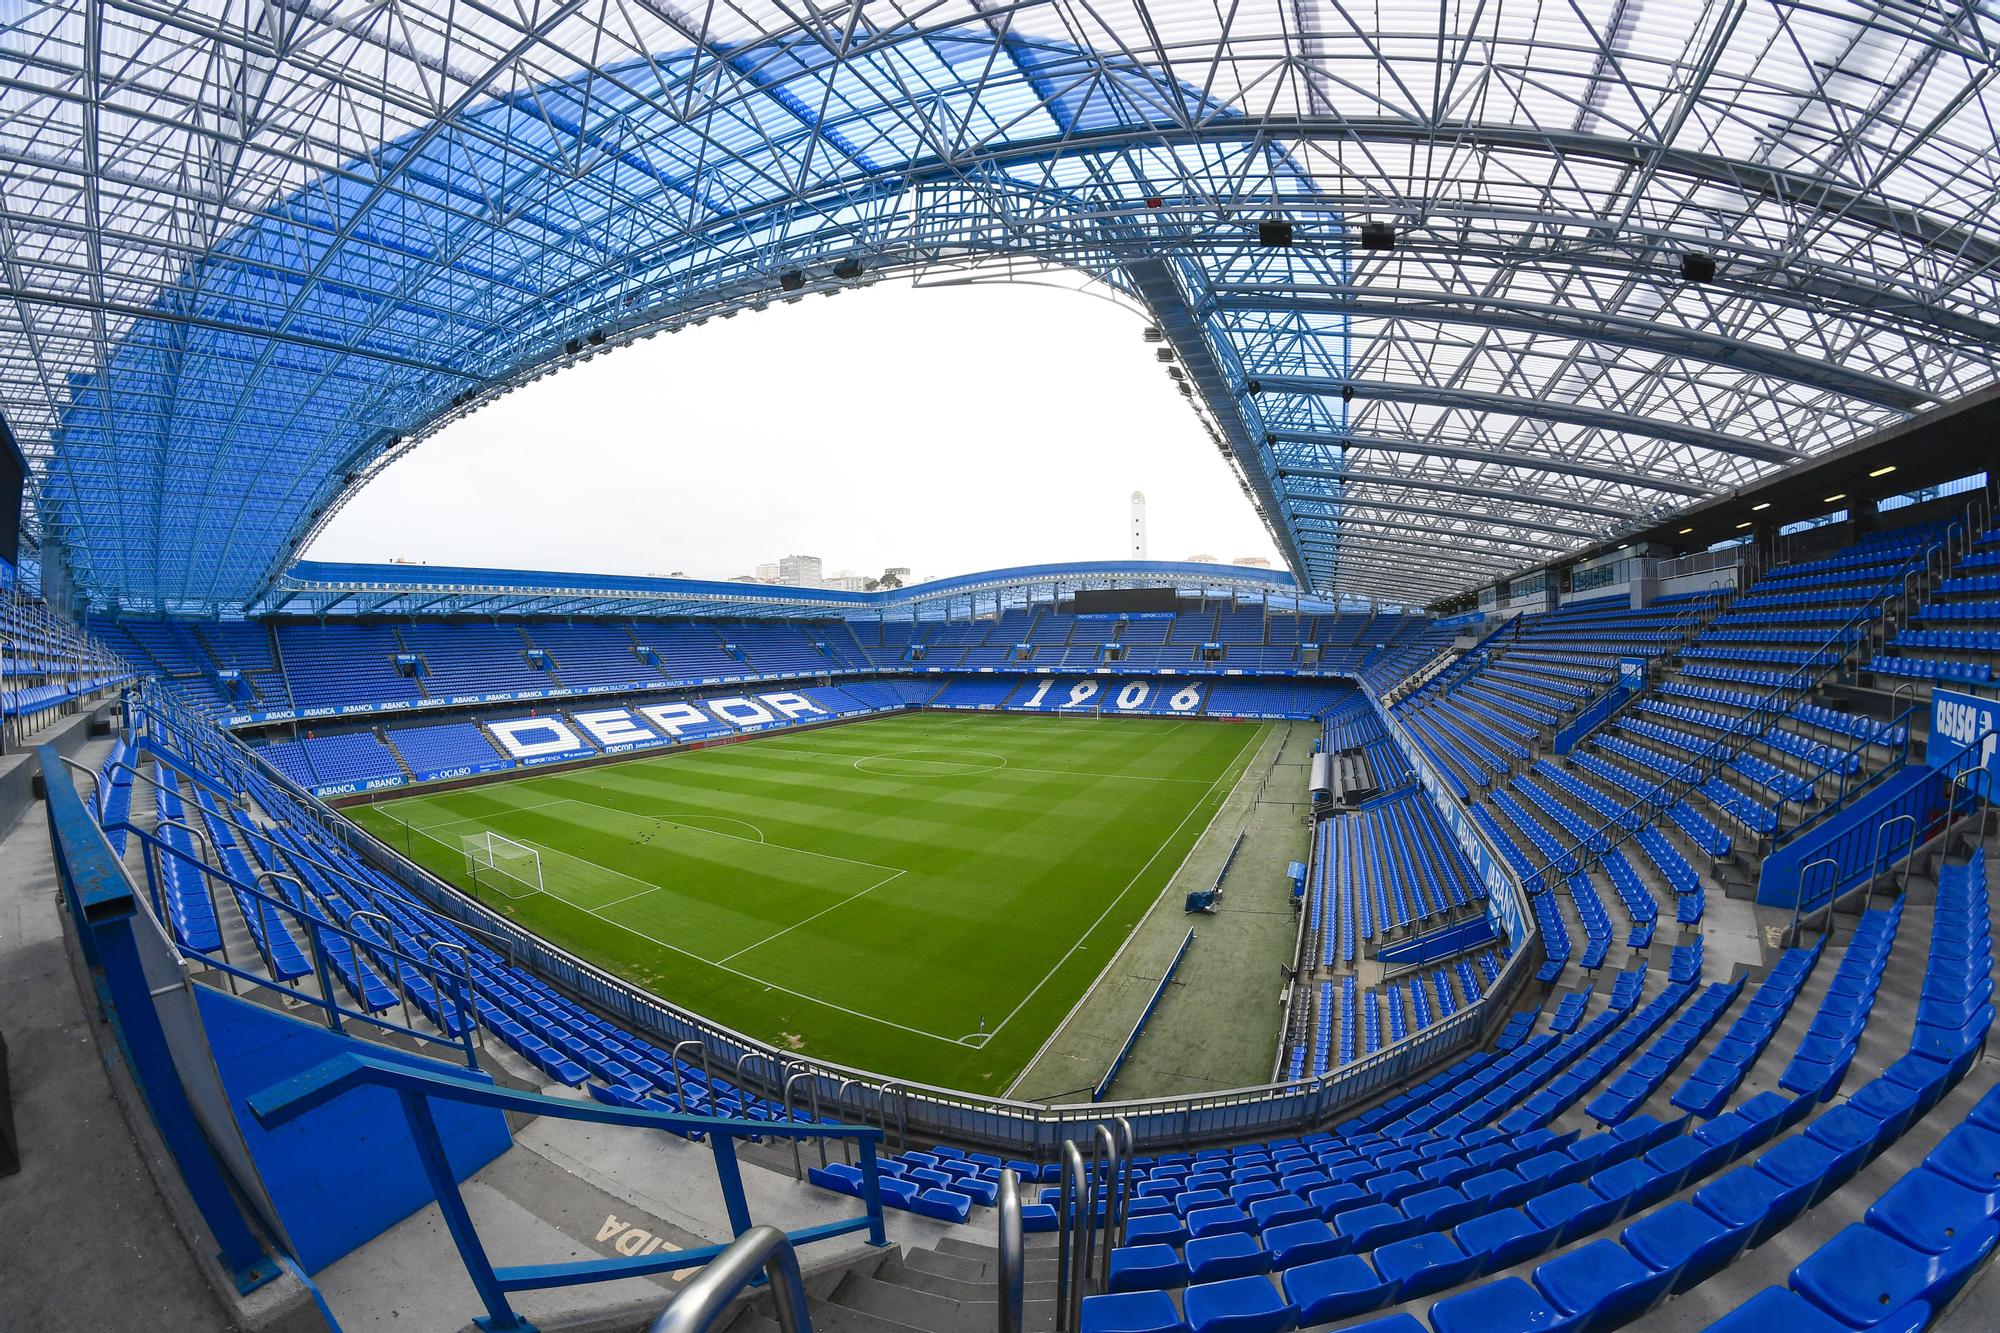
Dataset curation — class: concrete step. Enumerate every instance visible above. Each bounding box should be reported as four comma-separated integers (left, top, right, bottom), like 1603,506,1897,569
898,1247,987,1284
871,1262,988,1303
950,1297,1062,1333
897,1247,1060,1288
831,1272,961,1332
933,1237,1009,1264
873,1261,1061,1310
795,1295,929,1333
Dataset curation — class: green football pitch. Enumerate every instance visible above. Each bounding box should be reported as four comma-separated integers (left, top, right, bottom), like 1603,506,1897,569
347,711,1272,1093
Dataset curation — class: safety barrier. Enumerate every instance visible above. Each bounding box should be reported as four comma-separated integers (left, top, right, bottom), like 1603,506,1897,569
1765,720,1996,928
1552,675,1637,755
1378,916,1497,973
250,1052,887,1333
1093,928,1195,1102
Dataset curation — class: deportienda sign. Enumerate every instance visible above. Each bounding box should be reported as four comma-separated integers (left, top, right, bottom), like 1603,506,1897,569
486,692,830,761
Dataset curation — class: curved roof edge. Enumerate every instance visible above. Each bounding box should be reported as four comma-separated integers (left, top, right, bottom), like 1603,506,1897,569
252,558,1309,621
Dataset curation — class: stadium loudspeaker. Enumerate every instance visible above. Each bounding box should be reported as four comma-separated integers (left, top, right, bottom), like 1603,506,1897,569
1257,219,1294,247
833,257,864,280
588,329,606,345
1341,385,1355,403
1681,252,1717,282
564,337,582,355
779,269,804,291
1246,379,1263,395
1360,221,1396,250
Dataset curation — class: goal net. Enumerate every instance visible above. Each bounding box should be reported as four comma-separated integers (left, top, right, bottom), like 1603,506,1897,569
461,830,544,896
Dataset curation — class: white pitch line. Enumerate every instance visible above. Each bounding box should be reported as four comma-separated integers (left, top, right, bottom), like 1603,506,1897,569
465,791,900,877
594,884,661,912
985,723,1267,1050
564,893,969,1047
390,795,576,834
715,869,908,965
440,824,962,1045
747,742,1214,786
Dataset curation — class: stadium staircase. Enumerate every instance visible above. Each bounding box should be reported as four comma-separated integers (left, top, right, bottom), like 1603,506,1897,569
267,623,301,714
378,726,418,782
723,1234,1065,1333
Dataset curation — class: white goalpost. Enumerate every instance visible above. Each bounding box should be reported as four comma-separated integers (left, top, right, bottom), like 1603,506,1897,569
461,830,545,896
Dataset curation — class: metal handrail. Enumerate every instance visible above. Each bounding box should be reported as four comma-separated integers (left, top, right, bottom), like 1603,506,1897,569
426,940,480,1048
784,1068,820,1180
1090,1122,1120,1292
81,747,472,943
1789,712,1996,941
245,1049,886,1333
352,909,415,1032
1112,1116,1134,1248
94,808,485,1067
1868,815,1918,915
673,1037,714,1132
996,1170,1024,1333
1790,857,1840,948
1055,1140,1090,1333
648,1226,812,1333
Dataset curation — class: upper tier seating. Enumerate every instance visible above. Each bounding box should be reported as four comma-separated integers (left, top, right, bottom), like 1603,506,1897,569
93,604,1454,725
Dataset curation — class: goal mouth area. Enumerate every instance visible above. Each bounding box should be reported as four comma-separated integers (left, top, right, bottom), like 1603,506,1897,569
461,829,545,899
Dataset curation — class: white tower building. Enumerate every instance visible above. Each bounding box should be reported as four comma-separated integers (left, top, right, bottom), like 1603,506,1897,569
1130,491,1148,560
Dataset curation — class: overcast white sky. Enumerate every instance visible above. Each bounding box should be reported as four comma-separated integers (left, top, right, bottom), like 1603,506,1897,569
307,274,1283,584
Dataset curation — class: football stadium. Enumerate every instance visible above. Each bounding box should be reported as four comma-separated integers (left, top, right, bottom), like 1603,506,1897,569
2,6,1999,1333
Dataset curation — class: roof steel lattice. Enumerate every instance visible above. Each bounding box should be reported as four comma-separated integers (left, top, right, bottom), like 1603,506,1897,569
4,0,1998,612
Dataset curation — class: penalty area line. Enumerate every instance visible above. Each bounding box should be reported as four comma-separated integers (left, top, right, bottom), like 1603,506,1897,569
714,869,909,965
566,894,970,1048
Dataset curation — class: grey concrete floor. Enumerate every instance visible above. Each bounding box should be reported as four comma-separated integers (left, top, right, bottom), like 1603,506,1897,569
0,745,241,1332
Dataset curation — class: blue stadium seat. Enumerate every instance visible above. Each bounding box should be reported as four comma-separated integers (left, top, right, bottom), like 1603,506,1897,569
1180,1274,1296,1333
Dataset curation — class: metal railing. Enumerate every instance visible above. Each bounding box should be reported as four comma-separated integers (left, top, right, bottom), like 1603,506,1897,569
996,1169,1025,1333
1052,1116,1133,1331
1782,720,1995,942
248,1050,887,1333
1650,547,1748,586
647,1226,813,1333
109,813,484,1068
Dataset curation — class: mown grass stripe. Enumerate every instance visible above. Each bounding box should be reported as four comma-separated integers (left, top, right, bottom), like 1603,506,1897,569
349,712,1269,1092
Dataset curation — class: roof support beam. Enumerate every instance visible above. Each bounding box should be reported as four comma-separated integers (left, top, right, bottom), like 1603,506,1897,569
1285,493,1598,542
1291,524,1532,569
1288,509,1568,552
1255,375,1798,464
1276,465,1633,522
1263,430,1716,498
1213,288,1927,411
